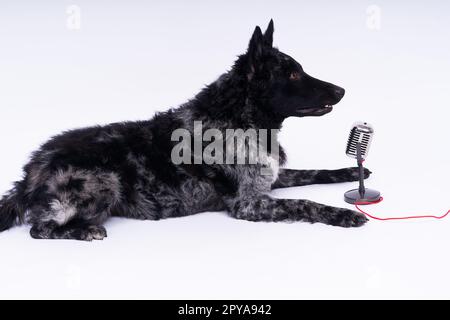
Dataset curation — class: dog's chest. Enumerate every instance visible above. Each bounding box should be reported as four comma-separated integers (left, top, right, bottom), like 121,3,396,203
259,153,280,184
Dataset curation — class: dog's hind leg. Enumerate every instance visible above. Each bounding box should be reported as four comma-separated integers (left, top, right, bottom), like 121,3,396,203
27,167,121,241
30,220,107,241
272,167,371,189
28,195,110,241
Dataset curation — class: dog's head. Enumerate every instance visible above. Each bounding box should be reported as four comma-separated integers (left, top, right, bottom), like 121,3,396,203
240,20,345,119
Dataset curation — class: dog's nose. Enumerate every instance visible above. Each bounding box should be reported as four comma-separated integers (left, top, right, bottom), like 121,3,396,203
334,87,345,99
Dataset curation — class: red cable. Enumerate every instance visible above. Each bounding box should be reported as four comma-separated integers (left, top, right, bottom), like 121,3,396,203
354,197,450,221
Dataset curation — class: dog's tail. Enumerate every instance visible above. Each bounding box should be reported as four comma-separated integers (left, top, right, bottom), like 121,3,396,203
0,182,26,232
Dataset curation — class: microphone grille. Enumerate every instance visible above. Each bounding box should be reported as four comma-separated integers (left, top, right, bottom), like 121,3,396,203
345,122,374,159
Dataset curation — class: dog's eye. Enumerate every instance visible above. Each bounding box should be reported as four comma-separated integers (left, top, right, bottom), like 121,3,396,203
289,72,301,81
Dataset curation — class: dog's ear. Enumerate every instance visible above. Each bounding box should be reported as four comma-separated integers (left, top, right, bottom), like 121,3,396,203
247,26,264,80
248,26,264,62
263,19,274,47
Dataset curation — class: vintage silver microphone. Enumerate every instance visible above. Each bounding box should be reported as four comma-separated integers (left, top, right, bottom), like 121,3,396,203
344,121,381,204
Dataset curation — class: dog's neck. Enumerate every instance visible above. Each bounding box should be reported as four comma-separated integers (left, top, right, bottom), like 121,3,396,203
186,70,284,131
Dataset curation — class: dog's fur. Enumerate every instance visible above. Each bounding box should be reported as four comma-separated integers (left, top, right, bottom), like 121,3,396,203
0,20,370,241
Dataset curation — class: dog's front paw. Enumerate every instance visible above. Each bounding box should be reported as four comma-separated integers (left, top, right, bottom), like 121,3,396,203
346,167,371,181
329,209,368,228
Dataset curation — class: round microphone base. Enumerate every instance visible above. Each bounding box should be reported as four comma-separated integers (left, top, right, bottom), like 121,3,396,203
344,188,381,205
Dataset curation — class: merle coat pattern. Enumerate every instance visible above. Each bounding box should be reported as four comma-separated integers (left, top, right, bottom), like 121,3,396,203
0,20,370,241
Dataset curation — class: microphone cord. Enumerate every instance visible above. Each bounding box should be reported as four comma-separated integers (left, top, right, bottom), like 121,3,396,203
354,197,450,221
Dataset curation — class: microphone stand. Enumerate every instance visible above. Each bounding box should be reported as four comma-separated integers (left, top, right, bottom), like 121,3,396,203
357,142,365,198
344,143,381,204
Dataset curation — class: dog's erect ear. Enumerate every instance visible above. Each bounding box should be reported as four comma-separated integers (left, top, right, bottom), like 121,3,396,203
247,22,274,80
248,26,264,62
247,26,265,80
264,19,274,47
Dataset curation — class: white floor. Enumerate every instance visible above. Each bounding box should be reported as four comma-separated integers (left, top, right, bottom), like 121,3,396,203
1,170,449,299
1,1,449,299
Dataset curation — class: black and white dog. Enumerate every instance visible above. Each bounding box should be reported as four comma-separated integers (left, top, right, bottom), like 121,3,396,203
0,20,370,241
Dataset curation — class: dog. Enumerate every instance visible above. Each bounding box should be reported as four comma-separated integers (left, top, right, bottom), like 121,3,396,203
0,20,370,241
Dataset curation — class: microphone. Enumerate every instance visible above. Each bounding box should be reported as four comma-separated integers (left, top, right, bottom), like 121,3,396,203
345,122,374,160
344,121,381,204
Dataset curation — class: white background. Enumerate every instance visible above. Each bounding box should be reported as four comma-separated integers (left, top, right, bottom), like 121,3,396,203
0,0,449,299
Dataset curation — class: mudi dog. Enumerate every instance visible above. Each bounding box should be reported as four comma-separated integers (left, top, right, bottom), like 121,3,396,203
0,20,370,241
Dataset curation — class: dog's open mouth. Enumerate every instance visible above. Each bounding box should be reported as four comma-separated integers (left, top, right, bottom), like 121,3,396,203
296,105,333,117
